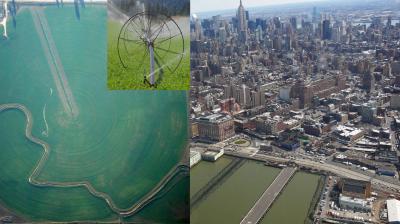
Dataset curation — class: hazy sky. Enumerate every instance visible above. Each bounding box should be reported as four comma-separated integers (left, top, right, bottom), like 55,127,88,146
14,0,106,2
191,0,326,13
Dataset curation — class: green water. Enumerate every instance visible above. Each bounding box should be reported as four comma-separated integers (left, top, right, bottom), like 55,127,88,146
190,156,232,198
190,158,323,224
261,172,322,224
190,159,281,224
0,4,187,222
125,175,190,223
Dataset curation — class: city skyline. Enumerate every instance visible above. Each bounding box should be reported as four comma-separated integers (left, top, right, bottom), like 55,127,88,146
190,0,400,222
191,0,327,13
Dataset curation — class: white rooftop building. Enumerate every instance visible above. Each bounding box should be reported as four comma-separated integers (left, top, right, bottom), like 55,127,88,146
339,194,372,212
190,150,201,168
387,199,400,224
201,148,224,162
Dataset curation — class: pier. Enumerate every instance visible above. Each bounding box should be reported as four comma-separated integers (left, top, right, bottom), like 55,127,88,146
191,158,244,207
240,167,297,224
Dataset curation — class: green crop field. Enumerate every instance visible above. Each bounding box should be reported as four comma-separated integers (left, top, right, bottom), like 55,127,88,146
0,5,188,222
107,20,190,90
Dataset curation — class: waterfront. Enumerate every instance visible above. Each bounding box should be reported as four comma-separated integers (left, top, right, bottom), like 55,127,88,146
190,156,233,198
190,157,323,224
191,158,280,224
261,172,323,224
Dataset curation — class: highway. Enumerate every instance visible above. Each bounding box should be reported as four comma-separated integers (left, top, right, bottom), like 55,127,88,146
226,150,400,192
31,7,79,118
240,167,297,224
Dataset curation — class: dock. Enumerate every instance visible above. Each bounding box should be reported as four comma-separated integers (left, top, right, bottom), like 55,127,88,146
240,167,297,224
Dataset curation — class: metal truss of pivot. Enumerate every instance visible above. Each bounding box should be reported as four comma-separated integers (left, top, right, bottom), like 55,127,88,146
117,12,185,88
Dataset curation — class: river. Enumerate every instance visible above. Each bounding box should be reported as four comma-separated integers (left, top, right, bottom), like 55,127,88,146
190,157,323,224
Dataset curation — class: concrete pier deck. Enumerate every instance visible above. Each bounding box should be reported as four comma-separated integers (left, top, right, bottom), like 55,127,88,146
240,167,297,224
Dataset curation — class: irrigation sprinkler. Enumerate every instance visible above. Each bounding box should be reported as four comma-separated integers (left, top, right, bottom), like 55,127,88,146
117,12,184,88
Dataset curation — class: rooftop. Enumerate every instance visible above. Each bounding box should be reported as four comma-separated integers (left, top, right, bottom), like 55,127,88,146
387,199,400,223
197,113,232,123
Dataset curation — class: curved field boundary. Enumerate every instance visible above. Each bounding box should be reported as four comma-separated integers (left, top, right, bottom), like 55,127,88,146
0,103,189,217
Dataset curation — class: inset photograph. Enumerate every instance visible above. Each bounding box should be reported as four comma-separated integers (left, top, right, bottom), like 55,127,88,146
108,0,190,90
0,1,189,223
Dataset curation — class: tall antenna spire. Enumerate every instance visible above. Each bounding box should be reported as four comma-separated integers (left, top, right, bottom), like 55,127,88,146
240,0,242,6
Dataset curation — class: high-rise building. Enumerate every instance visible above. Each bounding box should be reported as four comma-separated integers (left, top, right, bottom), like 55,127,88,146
284,35,292,50
237,0,248,38
362,68,375,93
218,26,227,42
272,36,282,50
255,25,263,41
371,16,382,28
193,16,202,40
332,23,341,42
290,17,297,30
223,85,233,99
235,84,251,108
312,6,318,23
273,17,281,30
322,19,331,40
387,16,392,27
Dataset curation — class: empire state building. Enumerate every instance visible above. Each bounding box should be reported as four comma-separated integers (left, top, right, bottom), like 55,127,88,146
237,0,248,41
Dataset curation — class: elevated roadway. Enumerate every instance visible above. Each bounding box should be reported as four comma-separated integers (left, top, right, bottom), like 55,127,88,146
226,150,400,192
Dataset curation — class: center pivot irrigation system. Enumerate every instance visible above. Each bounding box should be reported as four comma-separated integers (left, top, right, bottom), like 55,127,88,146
0,0,16,38
117,12,185,88
0,0,85,38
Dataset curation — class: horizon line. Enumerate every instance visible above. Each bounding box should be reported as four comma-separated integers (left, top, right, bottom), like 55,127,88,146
191,0,327,15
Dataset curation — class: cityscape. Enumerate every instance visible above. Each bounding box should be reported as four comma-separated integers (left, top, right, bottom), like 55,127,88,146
190,0,400,223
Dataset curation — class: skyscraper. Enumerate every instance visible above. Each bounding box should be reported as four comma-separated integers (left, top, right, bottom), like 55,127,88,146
237,0,248,41
290,17,297,30
237,0,247,31
312,6,318,23
322,19,331,40
193,15,202,41
387,16,392,28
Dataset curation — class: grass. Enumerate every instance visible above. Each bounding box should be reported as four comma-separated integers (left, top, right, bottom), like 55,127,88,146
107,20,190,90
234,140,247,145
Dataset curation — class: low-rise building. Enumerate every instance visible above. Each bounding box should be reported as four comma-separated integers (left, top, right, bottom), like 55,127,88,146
197,114,235,142
333,125,364,144
375,150,399,164
339,178,372,199
201,148,224,162
390,95,400,110
387,199,400,224
191,122,199,138
339,194,372,212
190,150,201,167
